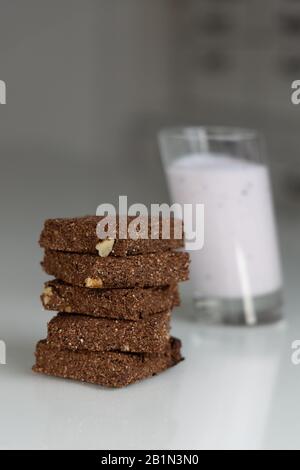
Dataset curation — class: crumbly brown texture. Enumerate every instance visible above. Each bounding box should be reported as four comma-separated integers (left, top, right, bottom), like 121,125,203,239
47,311,171,353
42,250,190,289
33,337,183,388
39,215,184,256
42,279,180,320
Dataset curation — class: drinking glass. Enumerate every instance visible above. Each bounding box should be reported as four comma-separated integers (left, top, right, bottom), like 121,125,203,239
158,127,283,325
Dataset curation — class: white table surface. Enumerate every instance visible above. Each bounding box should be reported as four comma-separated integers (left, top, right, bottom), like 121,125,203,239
0,214,299,450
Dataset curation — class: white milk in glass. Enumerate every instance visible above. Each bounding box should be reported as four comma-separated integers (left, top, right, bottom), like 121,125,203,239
167,153,282,302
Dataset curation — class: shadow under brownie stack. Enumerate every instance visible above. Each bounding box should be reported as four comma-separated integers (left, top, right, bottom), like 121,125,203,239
33,216,190,388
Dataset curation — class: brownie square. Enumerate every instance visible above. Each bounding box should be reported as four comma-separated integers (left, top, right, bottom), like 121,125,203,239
42,250,190,289
42,279,180,320
39,215,184,256
46,311,171,354
33,337,183,388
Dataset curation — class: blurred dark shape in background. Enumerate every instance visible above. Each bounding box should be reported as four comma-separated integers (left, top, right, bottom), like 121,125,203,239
0,0,299,298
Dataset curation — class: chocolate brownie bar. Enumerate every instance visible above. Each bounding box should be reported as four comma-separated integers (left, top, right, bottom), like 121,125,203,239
42,250,190,289
47,311,171,353
39,215,184,256
33,337,183,388
42,280,180,320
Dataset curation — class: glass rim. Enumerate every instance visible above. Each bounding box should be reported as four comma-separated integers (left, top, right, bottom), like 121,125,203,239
159,126,260,143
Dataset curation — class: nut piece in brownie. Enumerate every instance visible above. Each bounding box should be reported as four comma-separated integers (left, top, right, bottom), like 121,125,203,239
42,250,190,289
47,311,171,354
39,215,184,256
42,280,180,320
33,337,183,388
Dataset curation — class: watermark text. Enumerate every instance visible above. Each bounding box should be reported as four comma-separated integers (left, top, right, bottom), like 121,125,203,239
96,196,204,251
291,340,300,365
291,80,300,105
0,340,6,365
0,80,6,104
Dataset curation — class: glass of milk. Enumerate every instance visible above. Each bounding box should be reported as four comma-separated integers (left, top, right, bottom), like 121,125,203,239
158,127,283,325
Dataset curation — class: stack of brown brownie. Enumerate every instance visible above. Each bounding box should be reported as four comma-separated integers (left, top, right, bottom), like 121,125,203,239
33,216,190,388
